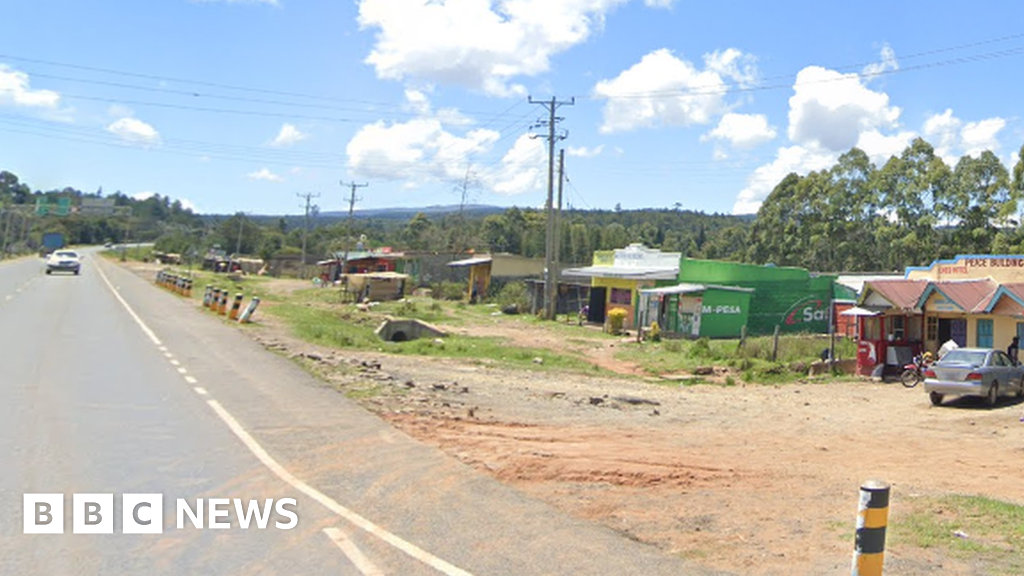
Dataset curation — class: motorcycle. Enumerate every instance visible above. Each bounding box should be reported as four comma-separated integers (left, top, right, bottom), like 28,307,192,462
900,354,932,388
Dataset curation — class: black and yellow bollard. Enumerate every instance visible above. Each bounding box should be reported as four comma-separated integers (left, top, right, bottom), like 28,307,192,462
209,288,220,310
218,290,229,315
203,285,213,307
229,293,244,320
184,278,193,298
852,479,890,576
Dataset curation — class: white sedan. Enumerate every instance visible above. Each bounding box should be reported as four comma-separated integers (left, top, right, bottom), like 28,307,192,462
45,250,82,275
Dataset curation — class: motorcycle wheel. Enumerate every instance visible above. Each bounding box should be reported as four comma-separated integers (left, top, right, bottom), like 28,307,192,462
900,369,920,388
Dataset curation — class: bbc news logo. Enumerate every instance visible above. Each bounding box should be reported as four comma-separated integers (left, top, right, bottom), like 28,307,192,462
23,494,298,534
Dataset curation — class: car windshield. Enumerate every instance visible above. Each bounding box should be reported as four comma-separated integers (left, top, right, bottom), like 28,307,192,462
54,251,78,258
939,349,987,367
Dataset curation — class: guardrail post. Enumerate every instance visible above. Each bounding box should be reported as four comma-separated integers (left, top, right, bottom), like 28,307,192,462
229,293,244,320
218,290,229,315
852,479,890,576
209,288,220,310
202,285,212,307
238,297,260,323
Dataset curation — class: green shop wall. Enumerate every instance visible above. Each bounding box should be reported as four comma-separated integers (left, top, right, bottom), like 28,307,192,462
698,288,752,338
678,258,837,335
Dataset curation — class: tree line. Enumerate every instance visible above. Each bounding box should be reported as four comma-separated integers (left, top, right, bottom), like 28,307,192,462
5,135,1024,272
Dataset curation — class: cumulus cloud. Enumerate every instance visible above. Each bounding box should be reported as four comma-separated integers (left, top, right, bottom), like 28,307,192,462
732,145,837,214
0,65,61,108
106,117,161,145
270,123,307,147
246,168,284,182
358,0,643,96
594,48,758,133
961,117,1006,158
788,66,901,151
490,134,547,195
924,109,1006,164
702,113,776,149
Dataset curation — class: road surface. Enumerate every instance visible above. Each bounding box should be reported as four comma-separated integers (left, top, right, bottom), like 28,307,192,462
0,252,730,575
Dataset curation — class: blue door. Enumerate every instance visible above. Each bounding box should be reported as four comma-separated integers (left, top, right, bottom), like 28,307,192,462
951,319,967,347
977,319,994,348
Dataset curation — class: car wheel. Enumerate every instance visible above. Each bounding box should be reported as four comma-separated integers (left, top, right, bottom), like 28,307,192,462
929,391,944,406
45,269,51,275
985,382,999,406
74,270,80,275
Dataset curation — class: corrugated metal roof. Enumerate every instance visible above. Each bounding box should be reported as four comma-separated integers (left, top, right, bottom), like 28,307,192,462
861,279,929,309
447,256,493,267
979,282,1024,312
925,279,998,312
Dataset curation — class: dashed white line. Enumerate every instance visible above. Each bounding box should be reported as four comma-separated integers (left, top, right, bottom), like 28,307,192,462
170,359,180,366
323,527,384,576
193,387,208,396
96,256,474,576
184,376,198,385
176,367,188,374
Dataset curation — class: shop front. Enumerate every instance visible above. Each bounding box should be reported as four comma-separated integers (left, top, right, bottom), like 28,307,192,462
638,284,753,338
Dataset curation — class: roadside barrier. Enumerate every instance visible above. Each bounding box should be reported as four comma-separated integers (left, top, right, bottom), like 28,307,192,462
154,270,196,299
209,288,220,310
217,289,229,316
229,293,244,320
202,285,213,307
852,479,890,576
238,297,260,323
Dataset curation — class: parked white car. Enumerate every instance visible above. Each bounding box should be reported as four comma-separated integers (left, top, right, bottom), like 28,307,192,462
45,250,81,275
923,348,1024,406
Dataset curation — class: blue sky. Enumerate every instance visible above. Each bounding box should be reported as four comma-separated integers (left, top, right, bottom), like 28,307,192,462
2,1,1023,216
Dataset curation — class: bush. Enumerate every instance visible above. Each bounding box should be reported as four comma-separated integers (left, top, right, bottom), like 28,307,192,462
432,281,466,301
648,321,661,342
607,308,628,334
496,281,529,312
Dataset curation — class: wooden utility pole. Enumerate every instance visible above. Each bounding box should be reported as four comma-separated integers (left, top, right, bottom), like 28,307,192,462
529,96,574,320
552,148,566,310
339,181,368,274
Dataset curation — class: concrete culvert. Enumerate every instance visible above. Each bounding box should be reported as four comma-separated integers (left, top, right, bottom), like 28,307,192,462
390,331,407,342
375,318,446,342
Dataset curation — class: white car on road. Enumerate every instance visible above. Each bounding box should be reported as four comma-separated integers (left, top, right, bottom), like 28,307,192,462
45,250,82,275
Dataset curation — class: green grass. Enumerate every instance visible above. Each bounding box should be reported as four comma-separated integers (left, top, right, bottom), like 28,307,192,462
891,494,1024,575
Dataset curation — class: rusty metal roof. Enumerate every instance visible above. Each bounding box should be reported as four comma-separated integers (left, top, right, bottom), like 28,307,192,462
861,279,929,309
979,282,1024,312
920,279,999,312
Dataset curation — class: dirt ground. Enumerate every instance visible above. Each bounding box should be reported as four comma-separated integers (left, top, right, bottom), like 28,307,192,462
130,264,1024,575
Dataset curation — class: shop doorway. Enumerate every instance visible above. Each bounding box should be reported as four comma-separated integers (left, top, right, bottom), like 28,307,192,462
588,287,607,324
938,318,967,347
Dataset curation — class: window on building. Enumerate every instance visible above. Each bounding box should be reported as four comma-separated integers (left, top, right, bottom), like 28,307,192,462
863,317,880,341
609,288,632,305
977,318,994,348
926,316,938,341
890,316,905,341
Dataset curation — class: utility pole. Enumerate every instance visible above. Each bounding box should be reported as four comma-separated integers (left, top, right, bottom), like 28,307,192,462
297,192,319,277
553,148,565,298
339,181,367,275
529,95,574,320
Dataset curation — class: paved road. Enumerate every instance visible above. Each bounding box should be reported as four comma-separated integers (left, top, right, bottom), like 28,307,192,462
0,252,731,575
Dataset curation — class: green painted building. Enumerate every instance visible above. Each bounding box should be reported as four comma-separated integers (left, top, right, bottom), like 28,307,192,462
677,258,853,336
639,283,753,338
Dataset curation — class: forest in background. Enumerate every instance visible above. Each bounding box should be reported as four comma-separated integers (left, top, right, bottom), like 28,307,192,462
3,136,1023,272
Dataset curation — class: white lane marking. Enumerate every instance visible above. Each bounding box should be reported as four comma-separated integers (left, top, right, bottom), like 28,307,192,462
206,399,473,576
94,262,162,346
164,352,174,359
193,387,208,396
170,359,180,366
323,527,385,576
159,346,169,352
185,376,198,385
96,257,473,576
4,295,11,301
177,367,188,374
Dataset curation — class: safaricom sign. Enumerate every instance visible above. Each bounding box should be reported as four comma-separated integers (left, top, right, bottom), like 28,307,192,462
784,298,829,326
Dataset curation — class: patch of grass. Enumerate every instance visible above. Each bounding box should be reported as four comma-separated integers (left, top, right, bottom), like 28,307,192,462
891,494,1024,575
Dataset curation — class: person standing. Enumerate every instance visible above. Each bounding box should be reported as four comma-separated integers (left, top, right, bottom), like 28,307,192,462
1008,336,1020,365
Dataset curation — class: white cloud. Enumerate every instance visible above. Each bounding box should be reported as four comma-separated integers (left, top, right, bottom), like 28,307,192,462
567,145,604,158
358,0,641,96
106,117,161,145
862,43,899,78
643,0,678,6
345,117,500,182
702,113,776,149
246,168,284,182
732,145,837,214
594,48,757,133
961,117,1005,158
270,123,307,147
0,65,61,108
788,65,901,152
856,129,917,165
132,191,156,201
924,109,1006,163
490,134,547,195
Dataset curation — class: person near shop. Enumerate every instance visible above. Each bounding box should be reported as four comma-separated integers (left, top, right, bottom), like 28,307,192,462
1008,336,1020,365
